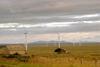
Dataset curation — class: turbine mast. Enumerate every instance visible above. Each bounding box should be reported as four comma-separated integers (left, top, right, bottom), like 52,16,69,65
54,39,57,47
25,34,27,50
58,36,60,48
73,38,75,46
55,30,60,48
79,40,81,46
46,39,48,47
23,25,28,51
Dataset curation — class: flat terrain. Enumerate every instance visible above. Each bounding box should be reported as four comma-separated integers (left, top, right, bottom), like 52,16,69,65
0,43,100,67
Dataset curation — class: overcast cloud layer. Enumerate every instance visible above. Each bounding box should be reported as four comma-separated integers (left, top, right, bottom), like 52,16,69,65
0,0,100,44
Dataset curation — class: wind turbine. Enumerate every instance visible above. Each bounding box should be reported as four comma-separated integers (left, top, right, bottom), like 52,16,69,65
54,38,58,47
23,25,28,51
73,38,75,46
79,40,81,46
54,41,56,47
46,39,48,47
55,30,60,48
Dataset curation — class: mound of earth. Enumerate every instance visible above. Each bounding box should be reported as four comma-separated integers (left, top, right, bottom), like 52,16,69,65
54,48,68,54
58,48,68,54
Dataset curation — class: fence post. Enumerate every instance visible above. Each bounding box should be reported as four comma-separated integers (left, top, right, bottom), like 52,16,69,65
43,60,45,63
81,59,83,67
31,59,33,63
60,59,62,64
95,58,98,67
37,59,38,63
51,61,53,65
69,59,71,62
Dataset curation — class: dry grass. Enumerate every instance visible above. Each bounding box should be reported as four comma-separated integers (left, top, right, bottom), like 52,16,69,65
0,43,100,67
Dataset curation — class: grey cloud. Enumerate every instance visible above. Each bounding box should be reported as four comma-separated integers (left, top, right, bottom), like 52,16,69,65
0,0,100,43
0,12,100,25
0,22,100,37
0,0,100,12
0,0,100,23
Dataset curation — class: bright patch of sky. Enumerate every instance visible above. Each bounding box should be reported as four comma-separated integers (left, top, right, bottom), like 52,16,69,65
0,21,100,28
22,13,100,20
72,14,100,19
9,29,16,31
0,23,18,28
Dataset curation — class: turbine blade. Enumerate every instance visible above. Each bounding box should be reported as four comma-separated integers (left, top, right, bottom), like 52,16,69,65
73,38,75,40
55,30,60,36
23,25,28,33
58,36,59,39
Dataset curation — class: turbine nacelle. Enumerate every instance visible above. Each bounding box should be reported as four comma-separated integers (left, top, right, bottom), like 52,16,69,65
58,36,60,39
24,32,28,34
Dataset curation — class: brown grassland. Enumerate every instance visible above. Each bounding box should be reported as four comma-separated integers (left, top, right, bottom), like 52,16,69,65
0,43,100,67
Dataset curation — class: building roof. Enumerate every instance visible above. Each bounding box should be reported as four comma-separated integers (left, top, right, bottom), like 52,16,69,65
6,45,25,51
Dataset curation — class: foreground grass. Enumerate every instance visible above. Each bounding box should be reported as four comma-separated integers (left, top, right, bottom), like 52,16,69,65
0,61,56,67
0,43,100,67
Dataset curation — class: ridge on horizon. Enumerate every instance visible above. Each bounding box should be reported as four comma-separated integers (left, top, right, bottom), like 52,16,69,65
0,40,99,45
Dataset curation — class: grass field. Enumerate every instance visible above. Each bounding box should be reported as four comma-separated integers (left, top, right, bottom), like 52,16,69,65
0,43,100,67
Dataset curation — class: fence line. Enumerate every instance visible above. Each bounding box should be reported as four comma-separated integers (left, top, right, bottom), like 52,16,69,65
81,59,83,67
30,58,99,67
95,58,98,67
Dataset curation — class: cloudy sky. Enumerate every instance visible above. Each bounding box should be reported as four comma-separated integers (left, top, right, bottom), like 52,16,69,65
0,0,100,44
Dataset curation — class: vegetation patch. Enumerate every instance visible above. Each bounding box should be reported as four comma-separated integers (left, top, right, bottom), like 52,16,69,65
54,48,62,53
18,56,30,62
54,48,67,54
0,61,18,65
1,52,30,62
0,45,6,48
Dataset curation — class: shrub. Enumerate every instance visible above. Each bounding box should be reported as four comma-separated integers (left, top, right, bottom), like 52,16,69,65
54,48,62,52
31,54,34,57
19,58,29,62
19,56,30,58
0,64,7,67
13,52,20,55
18,56,30,62
7,52,20,58
2,55,7,58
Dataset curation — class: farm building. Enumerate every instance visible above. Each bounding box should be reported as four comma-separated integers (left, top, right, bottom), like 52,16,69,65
3,45,25,54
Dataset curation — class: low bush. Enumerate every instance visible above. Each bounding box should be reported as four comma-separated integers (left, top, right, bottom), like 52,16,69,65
13,52,20,55
18,56,30,62
7,52,20,58
2,55,7,58
54,48,62,52
31,54,34,57
19,58,29,62
0,64,7,67
7,54,15,58
18,56,30,58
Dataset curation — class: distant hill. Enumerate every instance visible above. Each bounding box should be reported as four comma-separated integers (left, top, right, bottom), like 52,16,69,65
28,40,100,44
81,41,99,43
28,40,71,44
0,41,99,45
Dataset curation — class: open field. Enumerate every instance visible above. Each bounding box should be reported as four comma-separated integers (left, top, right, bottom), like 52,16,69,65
0,43,100,67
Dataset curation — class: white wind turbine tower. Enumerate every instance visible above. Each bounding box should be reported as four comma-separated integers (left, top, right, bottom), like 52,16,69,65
55,30,61,48
46,39,48,47
54,41,56,47
79,40,81,46
73,38,75,46
54,38,58,47
23,25,28,51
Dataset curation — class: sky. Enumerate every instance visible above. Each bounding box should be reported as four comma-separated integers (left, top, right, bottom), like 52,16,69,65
0,0,100,44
